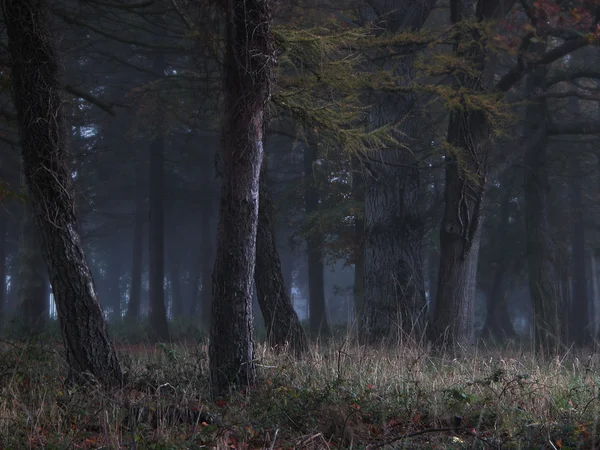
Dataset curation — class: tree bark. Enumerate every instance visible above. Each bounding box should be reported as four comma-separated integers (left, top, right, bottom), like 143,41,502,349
209,0,274,395
4,0,122,386
255,159,308,356
304,143,330,338
361,0,432,343
523,42,561,354
0,208,6,321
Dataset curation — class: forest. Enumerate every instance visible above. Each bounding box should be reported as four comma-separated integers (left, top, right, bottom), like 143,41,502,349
1,0,600,448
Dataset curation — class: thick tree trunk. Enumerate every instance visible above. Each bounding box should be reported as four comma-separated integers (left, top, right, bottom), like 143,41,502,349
255,160,308,356
209,0,274,395
304,143,330,338
360,1,432,343
523,43,561,354
4,0,122,386
18,199,49,333
126,180,144,320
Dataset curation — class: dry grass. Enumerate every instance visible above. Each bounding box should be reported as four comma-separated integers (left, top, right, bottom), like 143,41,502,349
1,336,599,449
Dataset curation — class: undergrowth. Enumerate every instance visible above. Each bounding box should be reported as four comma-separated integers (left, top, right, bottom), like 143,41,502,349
1,336,599,449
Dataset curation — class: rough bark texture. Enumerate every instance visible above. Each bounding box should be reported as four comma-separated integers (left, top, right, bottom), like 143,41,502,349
523,42,561,354
147,48,170,342
5,0,122,386
304,143,330,338
361,0,432,342
209,0,274,396
255,160,308,356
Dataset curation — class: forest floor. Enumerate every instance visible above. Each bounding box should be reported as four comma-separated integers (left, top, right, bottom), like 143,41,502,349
1,335,600,449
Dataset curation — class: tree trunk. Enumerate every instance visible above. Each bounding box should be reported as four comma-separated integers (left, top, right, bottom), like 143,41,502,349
18,198,49,333
200,204,213,327
0,208,6,322
351,156,365,323
147,50,170,343
169,249,184,319
523,42,561,355
568,121,588,347
4,0,122,386
360,1,432,344
304,143,330,338
126,178,144,321
255,159,308,356
209,0,274,395
432,0,491,349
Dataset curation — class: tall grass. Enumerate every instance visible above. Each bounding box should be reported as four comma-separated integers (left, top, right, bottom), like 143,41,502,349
1,334,599,448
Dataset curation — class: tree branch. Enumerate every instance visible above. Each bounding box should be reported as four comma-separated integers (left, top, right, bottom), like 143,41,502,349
64,85,118,116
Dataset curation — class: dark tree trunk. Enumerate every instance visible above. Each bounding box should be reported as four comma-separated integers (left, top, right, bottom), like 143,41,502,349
481,187,515,340
304,143,330,338
106,246,122,320
169,249,184,319
200,204,213,327
4,0,122,386
18,197,49,333
567,107,588,347
523,43,561,354
432,0,492,349
351,156,365,323
209,0,274,395
255,160,308,356
126,179,144,321
0,209,6,321
147,51,169,343
360,1,432,343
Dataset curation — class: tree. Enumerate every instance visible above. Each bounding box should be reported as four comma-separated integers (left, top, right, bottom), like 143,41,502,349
255,159,308,356
4,0,122,386
209,0,275,395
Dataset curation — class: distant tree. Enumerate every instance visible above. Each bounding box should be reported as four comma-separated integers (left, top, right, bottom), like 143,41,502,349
209,0,275,395
255,159,308,356
4,0,122,386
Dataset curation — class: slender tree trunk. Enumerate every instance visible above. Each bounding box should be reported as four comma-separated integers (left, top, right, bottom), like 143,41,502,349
255,159,308,356
169,249,184,319
568,119,588,347
524,43,561,354
147,49,170,343
351,156,365,323
209,0,274,395
106,246,122,320
4,0,122,385
0,209,6,322
200,205,213,327
304,143,330,338
126,179,144,320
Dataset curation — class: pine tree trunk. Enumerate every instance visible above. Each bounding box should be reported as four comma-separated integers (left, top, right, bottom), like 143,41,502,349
255,160,308,356
4,0,122,386
0,209,6,321
304,143,330,338
209,0,274,395
169,249,184,319
523,42,561,354
200,204,213,327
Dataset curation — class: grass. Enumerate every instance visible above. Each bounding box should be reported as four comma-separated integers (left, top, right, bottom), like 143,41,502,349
1,334,600,449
